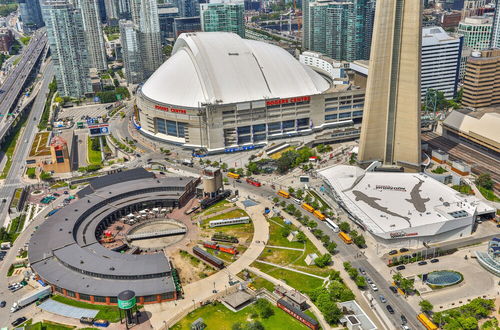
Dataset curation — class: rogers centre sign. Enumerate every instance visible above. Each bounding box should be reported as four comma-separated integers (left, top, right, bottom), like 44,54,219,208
154,105,187,114
266,96,311,106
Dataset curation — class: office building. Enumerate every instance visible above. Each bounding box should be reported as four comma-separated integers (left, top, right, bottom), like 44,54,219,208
175,0,200,17
200,0,244,37
119,20,143,84
97,0,107,22
302,0,375,62
130,0,163,78
117,0,131,19
76,0,108,72
42,0,92,98
18,0,44,32
135,32,366,152
462,49,500,108
490,0,500,48
158,4,179,40
457,16,492,50
0,28,14,53
173,16,201,37
104,0,118,21
421,27,462,100
358,0,422,171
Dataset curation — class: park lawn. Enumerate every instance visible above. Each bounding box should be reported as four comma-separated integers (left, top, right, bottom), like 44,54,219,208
50,295,135,323
478,186,500,202
26,321,75,330
205,247,236,263
205,208,248,222
197,199,232,217
237,270,277,292
258,247,304,265
26,167,36,177
204,222,255,246
267,217,304,249
87,137,102,165
452,184,474,195
171,301,309,330
252,262,324,293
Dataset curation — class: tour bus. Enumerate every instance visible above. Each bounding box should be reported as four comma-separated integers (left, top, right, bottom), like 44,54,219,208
277,190,290,199
417,313,438,330
313,210,326,221
227,172,240,179
325,218,340,232
301,203,314,213
338,231,353,244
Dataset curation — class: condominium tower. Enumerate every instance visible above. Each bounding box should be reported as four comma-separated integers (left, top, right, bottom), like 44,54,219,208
18,0,44,32
358,0,422,170
41,0,91,98
458,16,492,50
302,0,375,61
421,27,462,100
490,0,500,48
462,49,500,108
119,20,143,84
200,0,245,38
75,0,108,72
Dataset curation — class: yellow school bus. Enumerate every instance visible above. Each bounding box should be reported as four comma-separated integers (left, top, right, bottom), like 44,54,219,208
301,203,314,213
417,313,437,330
338,231,353,244
277,190,290,199
227,172,240,179
313,210,326,221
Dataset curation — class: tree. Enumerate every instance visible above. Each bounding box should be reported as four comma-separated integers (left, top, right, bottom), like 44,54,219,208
295,231,306,243
304,194,312,204
355,276,367,288
254,299,274,319
476,174,494,190
399,277,415,295
347,267,358,279
339,222,350,233
314,253,331,268
295,189,304,199
235,168,244,176
311,200,320,210
221,163,228,171
280,201,286,208
163,44,173,57
54,96,64,104
40,171,52,181
312,229,323,238
326,241,337,254
320,235,330,244
281,227,291,238
272,197,279,204
308,220,317,229
420,300,434,313
392,272,403,284
353,234,366,248
246,162,260,175
288,187,295,194
343,261,351,270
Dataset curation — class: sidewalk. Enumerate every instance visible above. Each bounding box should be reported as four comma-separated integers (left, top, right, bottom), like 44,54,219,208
254,260,327,280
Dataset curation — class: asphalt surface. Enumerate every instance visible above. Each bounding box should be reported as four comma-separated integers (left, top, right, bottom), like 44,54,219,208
0,62,55,228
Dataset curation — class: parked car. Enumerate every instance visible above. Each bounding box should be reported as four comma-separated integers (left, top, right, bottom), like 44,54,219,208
235,179,242,183
63,191,69,195
0,301,6,307
11,317,27,326
418,261,428,266
53,193,60,197
366,277,373,284
396,265,406,271
370,283,378,291
399,248,409,253
401,326,411,330
386,305,395,314
379,295,386,303
430,258,439,263
389,250,398,255
401,314,408,324
359,268,366,275
389,286,398,293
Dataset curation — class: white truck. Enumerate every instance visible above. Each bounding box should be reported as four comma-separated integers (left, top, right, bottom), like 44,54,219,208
11,286,51,312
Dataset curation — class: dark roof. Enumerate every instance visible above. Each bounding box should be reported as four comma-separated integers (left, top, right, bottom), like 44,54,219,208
278,298,318,326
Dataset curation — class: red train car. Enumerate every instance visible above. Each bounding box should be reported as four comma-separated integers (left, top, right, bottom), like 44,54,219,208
246,178,261,187
202,241,218,250
218,244,238,255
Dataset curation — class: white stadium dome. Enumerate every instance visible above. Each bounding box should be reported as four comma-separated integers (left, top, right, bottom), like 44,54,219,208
140,32,330,107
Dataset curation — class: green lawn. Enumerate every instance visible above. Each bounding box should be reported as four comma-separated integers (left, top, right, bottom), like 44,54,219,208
204,208,248,222
198,200,232,216
478,186,500,202
0,115,27,179
171,301,309,330
26,321,75,330
307,189,330,209
13,56,20,66
87,137,102,165
237,270,276,292
252,262,325,293
50,295,133,323
267,217,304,249
26,167,36,178
452,184,474,195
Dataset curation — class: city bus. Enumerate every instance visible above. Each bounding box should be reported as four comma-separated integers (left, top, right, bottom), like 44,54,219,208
277,190,290,199
325,218,340,232
313,210,326,221
301,203,314,213
227,172,240,179
338,231,353,244
417,313,437,330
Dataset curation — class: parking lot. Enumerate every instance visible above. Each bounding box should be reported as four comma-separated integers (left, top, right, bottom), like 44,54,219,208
56,104,112,122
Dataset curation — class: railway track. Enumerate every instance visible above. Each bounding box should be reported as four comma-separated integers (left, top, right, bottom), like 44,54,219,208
422,132,500,183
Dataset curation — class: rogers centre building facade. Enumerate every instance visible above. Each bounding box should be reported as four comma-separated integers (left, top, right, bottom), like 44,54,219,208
135,32,365,152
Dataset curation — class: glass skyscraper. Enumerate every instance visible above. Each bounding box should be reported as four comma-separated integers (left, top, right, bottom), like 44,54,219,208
200,0,245,38
42,0,92,98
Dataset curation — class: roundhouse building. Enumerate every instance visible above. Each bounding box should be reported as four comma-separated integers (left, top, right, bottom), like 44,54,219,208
29,173,198,305
135,32,365,153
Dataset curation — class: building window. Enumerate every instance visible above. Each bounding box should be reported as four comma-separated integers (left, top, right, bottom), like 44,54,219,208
325,114,338,121
54,286,63,293
156,118,166,134
339,112,352,119
252,124,266,133
237,126,251,135
160,292,174,300
143,295,158,303
267,122,281,132
238,135,251,144
166,120,177,136
282,120,295,129
79,294,91,301
66,290,76,298
253,133,266,142
352,110,363,117
296,118,309,127
109,297,118,303
177,122,186,138
94,296,106,303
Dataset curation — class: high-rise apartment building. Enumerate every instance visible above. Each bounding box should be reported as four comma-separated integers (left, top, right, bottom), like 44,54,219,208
175,0,200,17
18,0,44,32
302,0,375,61
104,0,118,21
358,0,422,171
421,27,463,100
75,0,108,72
462,49,500,108
119,20,143,84
490,0,500,48
158,4,179,40
458,15,492,50
200,0,245,38
42,0,92,98
130,0,163,78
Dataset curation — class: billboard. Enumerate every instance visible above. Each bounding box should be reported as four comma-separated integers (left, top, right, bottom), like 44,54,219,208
88,123,110,137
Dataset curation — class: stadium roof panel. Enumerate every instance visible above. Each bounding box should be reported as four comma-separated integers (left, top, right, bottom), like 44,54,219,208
141,32,330,107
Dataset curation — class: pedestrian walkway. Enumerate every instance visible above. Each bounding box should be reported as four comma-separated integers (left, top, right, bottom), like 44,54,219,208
266,245,304,251
254,260,327,279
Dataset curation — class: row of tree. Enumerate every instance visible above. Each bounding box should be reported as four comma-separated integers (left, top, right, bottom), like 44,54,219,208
343,262,367,288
